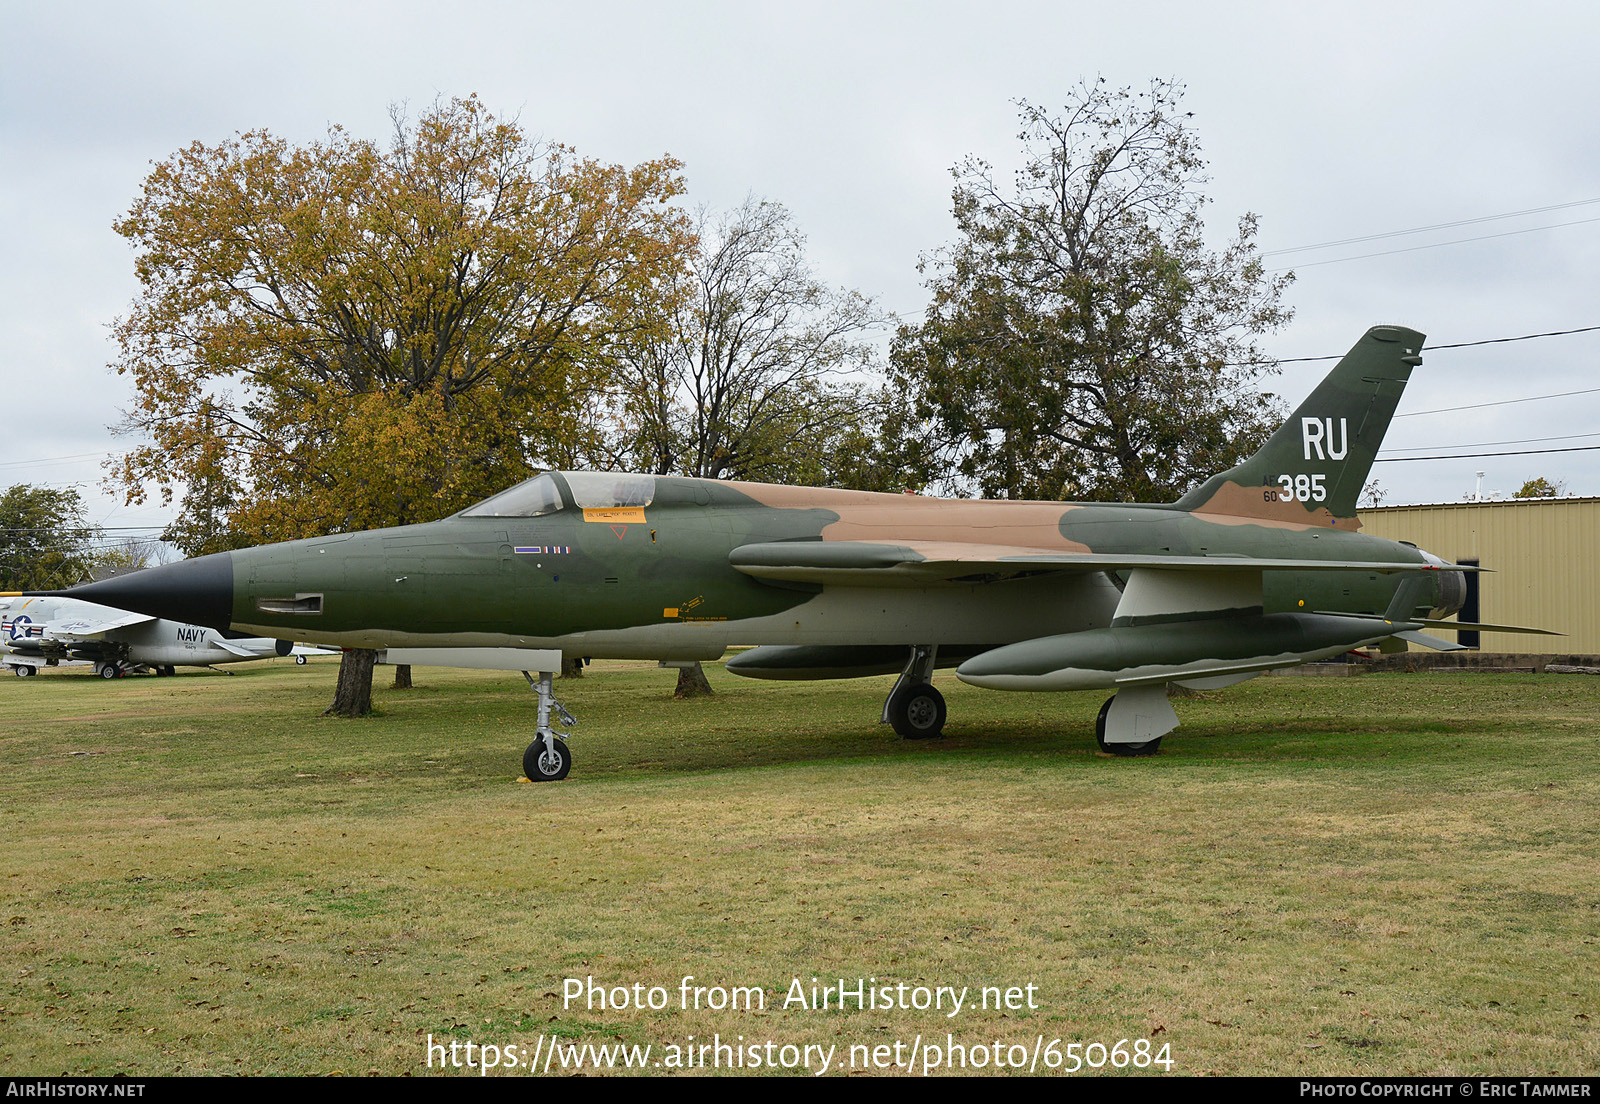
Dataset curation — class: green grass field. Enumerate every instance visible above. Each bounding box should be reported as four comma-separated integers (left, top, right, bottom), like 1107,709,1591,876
1,658,1595,1076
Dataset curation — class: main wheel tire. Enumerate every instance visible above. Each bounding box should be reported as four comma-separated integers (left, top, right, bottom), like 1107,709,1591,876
890,683,947,739
98,664,120,680
1095,695,1162,756
523,736,572,782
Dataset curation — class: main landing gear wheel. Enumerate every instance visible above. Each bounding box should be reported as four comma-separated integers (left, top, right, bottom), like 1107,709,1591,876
1095,695,1162,757
888,683,947,739
523,736,572,782
98,664,121,680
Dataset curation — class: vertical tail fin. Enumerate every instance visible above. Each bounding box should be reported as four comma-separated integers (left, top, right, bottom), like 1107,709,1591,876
1173,325,1424,529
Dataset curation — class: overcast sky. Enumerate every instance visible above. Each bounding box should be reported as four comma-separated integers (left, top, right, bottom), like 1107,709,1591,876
4,0,1598,542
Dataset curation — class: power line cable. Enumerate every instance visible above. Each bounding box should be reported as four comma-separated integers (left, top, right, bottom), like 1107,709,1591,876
0,526,166,534
887,318,1600,365
1374,444,1600,463
1383,430,1600,454
1252,323,1600,366
1264,197,1600,256
1427,324,1600,350
1396,385,1600,418
1269,216,1600,271
0,453,107,469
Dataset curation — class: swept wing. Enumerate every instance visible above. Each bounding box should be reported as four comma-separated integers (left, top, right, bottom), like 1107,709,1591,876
729,539,1466,587
45,611,157,640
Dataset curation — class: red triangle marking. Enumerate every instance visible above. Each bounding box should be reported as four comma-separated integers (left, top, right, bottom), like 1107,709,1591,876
610,525,628,539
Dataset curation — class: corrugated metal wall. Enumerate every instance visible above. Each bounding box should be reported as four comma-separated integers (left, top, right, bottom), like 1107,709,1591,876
1357,498,1600,652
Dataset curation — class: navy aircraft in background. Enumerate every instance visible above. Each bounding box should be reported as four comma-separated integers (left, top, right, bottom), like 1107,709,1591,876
0,594,330,677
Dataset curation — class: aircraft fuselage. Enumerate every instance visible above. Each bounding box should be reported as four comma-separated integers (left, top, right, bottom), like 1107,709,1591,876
193,479,1444,658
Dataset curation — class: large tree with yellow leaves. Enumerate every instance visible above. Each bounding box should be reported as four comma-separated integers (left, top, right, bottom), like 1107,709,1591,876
111,96,692,549
108,96,693,711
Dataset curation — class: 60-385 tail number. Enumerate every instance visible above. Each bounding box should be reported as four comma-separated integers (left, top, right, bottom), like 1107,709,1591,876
1266,473,1326,503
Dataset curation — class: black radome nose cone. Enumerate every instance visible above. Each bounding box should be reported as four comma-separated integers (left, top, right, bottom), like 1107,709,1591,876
67,552,235,630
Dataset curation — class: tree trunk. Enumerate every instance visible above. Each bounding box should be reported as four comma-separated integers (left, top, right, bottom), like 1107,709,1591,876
325,648,376,716
673,660,714,699
391,663,413,690
561,655,584,679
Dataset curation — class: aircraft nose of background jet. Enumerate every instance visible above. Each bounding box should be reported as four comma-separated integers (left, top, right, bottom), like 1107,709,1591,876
64,551,235,631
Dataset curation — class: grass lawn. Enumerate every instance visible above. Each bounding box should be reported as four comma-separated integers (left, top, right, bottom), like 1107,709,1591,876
1,659,1595,1075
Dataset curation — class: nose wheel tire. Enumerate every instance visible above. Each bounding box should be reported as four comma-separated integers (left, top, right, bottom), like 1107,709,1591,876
523,736,572,782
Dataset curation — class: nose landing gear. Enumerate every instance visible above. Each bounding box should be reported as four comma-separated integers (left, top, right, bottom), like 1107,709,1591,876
521,669,576,781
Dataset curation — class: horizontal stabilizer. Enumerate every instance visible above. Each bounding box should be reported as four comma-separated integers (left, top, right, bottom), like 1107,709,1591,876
1319,613,1556,636
1409,617,1560,636
1391,630,1469,652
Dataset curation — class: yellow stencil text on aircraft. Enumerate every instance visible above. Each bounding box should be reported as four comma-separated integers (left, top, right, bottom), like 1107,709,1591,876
582,507,647,523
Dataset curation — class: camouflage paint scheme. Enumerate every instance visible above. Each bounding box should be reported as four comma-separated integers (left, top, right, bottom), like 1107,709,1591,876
52,326,1485,759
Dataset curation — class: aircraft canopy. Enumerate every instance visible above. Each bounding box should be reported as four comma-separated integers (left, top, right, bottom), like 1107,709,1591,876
459,472,657,517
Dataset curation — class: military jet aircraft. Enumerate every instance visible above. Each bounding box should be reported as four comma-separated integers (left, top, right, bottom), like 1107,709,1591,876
0,594,327,677
39,326,1535,777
